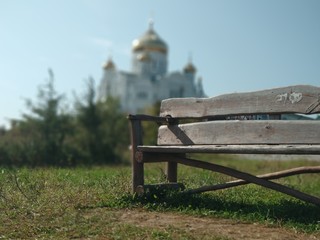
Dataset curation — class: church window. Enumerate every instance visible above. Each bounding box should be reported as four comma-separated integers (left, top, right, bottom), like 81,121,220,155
150,75,156,82
137,92,148,99
179,87,184,97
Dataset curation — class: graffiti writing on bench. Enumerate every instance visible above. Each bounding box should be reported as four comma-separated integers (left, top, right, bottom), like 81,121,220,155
276,92,302,104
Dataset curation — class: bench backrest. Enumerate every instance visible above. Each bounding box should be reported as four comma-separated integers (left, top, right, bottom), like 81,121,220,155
157,85,320,146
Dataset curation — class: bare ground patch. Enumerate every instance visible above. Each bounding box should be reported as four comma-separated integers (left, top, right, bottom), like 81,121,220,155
114,208,319,240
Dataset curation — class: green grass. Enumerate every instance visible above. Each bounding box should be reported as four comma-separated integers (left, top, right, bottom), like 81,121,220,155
0,155,319,239
127,155,320,231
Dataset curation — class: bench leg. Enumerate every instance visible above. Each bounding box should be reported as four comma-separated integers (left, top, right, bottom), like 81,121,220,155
132,159,144,193
167,161,177,183
129,119,144,193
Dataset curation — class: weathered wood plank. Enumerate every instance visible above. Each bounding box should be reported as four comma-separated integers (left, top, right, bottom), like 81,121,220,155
157,120,320,145
138,145,320,155
160,85,320,118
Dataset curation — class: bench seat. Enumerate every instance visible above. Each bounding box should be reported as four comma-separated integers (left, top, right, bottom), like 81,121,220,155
138,144,320,155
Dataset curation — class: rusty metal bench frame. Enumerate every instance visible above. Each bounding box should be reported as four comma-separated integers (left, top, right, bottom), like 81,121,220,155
128,85,320,206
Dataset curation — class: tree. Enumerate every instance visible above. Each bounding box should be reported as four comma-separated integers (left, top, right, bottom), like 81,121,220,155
0,71,131,167
98,97,130,163
22,69,72,166
74,77,129,164
142,101,161,145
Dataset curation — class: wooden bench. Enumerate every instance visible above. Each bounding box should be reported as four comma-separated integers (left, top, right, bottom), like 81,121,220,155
128,85,320,206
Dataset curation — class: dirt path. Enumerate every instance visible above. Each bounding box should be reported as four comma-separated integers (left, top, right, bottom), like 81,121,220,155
116,209,319,240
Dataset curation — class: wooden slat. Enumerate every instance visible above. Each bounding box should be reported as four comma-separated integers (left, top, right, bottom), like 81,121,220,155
160,85,320,118
138,144,320,155
157,120,320,145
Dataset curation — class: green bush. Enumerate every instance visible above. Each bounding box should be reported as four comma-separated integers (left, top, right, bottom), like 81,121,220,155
0,72,130,167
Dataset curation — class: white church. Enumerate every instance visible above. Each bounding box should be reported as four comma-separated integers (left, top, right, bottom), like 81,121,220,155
98,22,205,113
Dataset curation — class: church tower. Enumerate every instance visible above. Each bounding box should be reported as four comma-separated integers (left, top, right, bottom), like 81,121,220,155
131,21,168,78
183,59,197,82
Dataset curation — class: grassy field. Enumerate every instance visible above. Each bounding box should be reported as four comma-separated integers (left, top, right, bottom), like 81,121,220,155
0,155,319,239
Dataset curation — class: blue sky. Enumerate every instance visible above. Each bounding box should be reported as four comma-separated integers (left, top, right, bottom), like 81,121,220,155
0,0,319,127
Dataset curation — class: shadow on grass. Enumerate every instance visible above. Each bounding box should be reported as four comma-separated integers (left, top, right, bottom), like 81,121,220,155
118,189,320,232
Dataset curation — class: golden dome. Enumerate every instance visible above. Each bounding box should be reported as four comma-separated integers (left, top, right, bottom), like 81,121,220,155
103,58,116,70
132,25,168,54
184,62,197,73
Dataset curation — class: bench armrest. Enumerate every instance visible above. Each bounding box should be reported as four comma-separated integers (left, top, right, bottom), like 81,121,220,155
128,114,177,125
